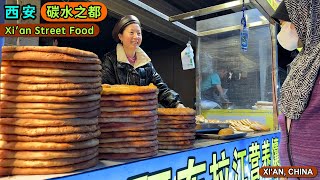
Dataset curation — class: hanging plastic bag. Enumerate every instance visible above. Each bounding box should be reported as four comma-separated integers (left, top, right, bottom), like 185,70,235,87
181,41,195,70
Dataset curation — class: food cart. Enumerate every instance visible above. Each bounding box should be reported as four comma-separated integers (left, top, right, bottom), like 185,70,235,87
1,0,282,179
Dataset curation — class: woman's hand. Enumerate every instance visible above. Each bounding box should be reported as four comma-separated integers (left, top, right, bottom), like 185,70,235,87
176,103,186,108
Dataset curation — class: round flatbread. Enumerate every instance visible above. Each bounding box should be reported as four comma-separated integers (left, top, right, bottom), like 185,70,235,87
100,124,156,133
157,108,196,116
100,105,157,112
100,130,157,138
100,110,157,118
157,119,196,125
102,84,158,95
0,146,98,160
100,140,158,148
157,136,195,141
0,131,100,142
99,121,156,130
99,151,157,160
0,87,102,97
98,116,157,123
1,66,101,77
0,124,98,136
99,145,157,153
157,123,196,129
1,81,101,91
0,157,98,175
158,144,193,150
0,118,98,127
1,60,102,70
158,140,194,145
0,152,98,168
0,104,100,114
0,139,99,150
158,115,196,121
0,100,100,109
101,93,157,101
157,132,195,137
1,109,100,119
1,74,101,84
0,94,101,103
2,51,100,64
158,128,196,133
99,135,157,143
2,46,98,58
100,99,157,107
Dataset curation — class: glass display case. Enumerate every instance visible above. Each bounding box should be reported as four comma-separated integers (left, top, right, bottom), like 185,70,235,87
195,9,278,128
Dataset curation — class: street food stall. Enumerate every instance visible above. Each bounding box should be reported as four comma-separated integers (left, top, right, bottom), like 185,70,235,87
0,0,282,179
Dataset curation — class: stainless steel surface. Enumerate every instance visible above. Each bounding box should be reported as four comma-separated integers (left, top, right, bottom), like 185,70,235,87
198,20,269,36
169,0,250,22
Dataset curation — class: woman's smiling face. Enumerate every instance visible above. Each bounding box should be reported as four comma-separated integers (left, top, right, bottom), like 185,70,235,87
118,23,142,50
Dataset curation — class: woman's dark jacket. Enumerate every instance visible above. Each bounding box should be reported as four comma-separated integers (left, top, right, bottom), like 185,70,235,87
101,48,181,108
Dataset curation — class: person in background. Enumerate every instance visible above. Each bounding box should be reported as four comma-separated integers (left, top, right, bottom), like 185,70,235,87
272,0,320,177
53,38,58,46
101,15,185,108
200,67,230,109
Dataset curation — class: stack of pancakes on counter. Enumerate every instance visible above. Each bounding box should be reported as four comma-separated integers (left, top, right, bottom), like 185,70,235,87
157,108,196,150
0,46,101,175
99,84,159,160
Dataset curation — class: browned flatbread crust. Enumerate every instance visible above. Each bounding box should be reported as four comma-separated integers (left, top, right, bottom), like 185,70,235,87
1,60,101,70
0,94,101,103
0,124,98,136
100,105,157,112
1,66,101,77
0,104,100,114
99,135,157,143
100,130,157,138
1,109,100,119
101,93,157,101
100,99,157,107
2,51,100,64
99,151,157,160
157,123,196,129
158,128,196,133
159,144,193,150
0,157,98,175
0,146,98,160
100,110,156,118
2,46,98,58
0,118,98,127
157,119,196,125
157,132,195,137
158,115,196,120
98,116,157,123
0,139,99,150
157,108,196,116
0,152,98,168
158,140,194,145
100,125,156,133
101,84,158,95
0,100,100,109
1,74,101,84
99,145,157,153
100,140,158,148
157,136,195,141
1,81,101,91
0,131,100,142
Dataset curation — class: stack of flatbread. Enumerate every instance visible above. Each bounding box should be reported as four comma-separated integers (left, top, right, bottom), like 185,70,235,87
99,84,159,160
157,108,196,150
0,46,101,175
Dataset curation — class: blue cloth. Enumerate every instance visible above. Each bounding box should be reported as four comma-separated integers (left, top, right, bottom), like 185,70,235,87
201,73,221,91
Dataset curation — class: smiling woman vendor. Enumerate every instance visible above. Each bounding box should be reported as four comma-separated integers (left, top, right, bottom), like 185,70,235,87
101,15,185,108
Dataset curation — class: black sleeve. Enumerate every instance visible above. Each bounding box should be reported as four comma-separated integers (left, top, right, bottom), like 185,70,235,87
149,63,182,108
101,53,116,84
